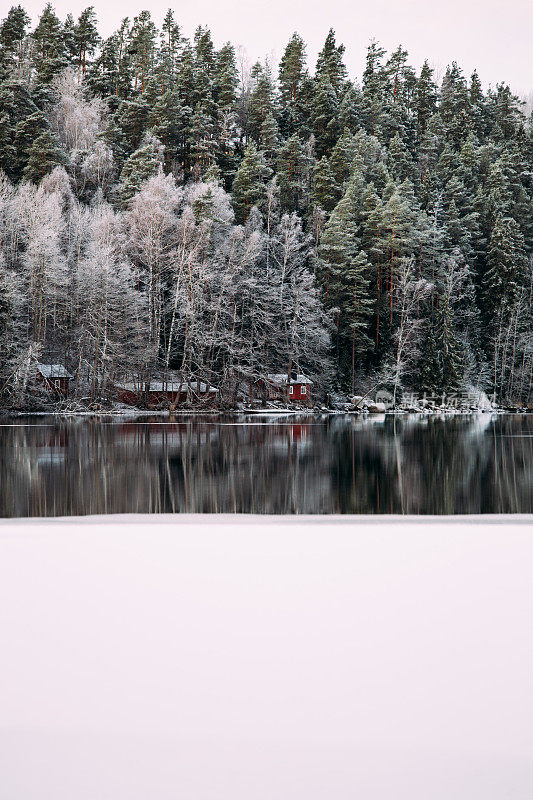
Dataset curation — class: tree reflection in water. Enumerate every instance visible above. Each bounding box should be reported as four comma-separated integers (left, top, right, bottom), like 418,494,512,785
1,414,532,516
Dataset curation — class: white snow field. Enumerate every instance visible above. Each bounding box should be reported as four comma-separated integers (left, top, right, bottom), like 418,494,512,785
1,514,533,800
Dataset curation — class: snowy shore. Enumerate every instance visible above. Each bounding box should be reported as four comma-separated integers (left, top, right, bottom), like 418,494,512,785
0,405,523,418
1,514,533,799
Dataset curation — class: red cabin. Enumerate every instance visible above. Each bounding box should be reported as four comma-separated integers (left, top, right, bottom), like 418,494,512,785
258,373,313,405
36,363,73,396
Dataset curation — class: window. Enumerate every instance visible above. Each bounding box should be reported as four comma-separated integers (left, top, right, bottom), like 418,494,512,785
289,386,294,395
301,385,307,395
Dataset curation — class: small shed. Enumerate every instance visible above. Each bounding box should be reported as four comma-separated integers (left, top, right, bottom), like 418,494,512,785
260,373,313,404
36,363,73,396
116,379,219,407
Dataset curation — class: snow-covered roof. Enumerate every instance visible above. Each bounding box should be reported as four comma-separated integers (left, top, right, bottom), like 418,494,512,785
117,381,218,394
37,363,73,379
266,373,313,386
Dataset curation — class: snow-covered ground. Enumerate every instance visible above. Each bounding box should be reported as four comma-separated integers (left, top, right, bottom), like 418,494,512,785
1,514,533,800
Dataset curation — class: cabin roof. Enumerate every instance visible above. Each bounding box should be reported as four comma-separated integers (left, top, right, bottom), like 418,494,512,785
117,380,218,394
266,373,313,386
37,363,73,379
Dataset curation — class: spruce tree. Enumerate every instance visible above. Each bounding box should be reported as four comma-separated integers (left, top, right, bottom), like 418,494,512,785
419,298,464,394
483,214,528,318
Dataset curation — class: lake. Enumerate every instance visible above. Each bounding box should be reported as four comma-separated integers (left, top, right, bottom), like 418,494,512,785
1,413,532,516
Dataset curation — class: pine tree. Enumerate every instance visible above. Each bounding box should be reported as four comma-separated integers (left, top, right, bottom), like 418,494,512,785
387,132,415,182
315,29,347,96
338,84,363,133
368,185,417,331
0,5,30,77
259,110,279,167
439,62,471,147
128,10,157,94
231,141,270,225
311,156,339,212
31,3,68,84
149,90,187,173
23,128,68,183
318,184,373,387
278,33,307,135
156,9,181,92
73,6,100,77
212,43,238,109
118,134,163,205
276,134,308,212
309,77,339,157
189,101,217,180
329,129,358,186
415,60,437,143
247,61,276,142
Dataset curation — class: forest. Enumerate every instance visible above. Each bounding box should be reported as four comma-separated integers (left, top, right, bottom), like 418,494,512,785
0,3,532,409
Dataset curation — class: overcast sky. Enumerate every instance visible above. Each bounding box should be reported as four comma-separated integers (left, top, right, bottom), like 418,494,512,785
19,0,533,96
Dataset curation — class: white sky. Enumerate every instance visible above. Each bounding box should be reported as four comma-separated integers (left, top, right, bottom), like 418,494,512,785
18,0,533,97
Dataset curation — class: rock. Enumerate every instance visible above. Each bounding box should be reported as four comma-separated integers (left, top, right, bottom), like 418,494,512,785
367,402,387,413
351,395,364,408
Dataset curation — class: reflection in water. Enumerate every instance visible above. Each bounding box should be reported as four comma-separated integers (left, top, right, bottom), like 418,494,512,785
1,413,532,516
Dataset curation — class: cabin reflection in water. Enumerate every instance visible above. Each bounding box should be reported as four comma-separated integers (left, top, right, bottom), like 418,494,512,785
1,414,533,516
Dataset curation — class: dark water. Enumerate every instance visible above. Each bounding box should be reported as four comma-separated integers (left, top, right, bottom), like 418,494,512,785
1,413,532,516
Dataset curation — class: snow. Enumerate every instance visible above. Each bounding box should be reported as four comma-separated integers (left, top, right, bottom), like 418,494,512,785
116,380,219,394
1,514,533,800
266,373,313,386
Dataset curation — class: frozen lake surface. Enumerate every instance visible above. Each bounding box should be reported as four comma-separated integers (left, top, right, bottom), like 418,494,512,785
1,514,532,799
1,412,533,515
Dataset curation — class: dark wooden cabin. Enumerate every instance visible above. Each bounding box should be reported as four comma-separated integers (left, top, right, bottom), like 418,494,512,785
116,379,219,407
36,364,73,396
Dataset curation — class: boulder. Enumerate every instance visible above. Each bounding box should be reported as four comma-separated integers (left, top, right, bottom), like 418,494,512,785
367,402,387,413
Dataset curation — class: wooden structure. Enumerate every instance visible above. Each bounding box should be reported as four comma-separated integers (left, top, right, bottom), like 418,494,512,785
257,373,313,405
116,379,219,408
36,364,73,396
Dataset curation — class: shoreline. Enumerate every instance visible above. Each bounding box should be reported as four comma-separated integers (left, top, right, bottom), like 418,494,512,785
0,407,526,419
2,512,533,525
